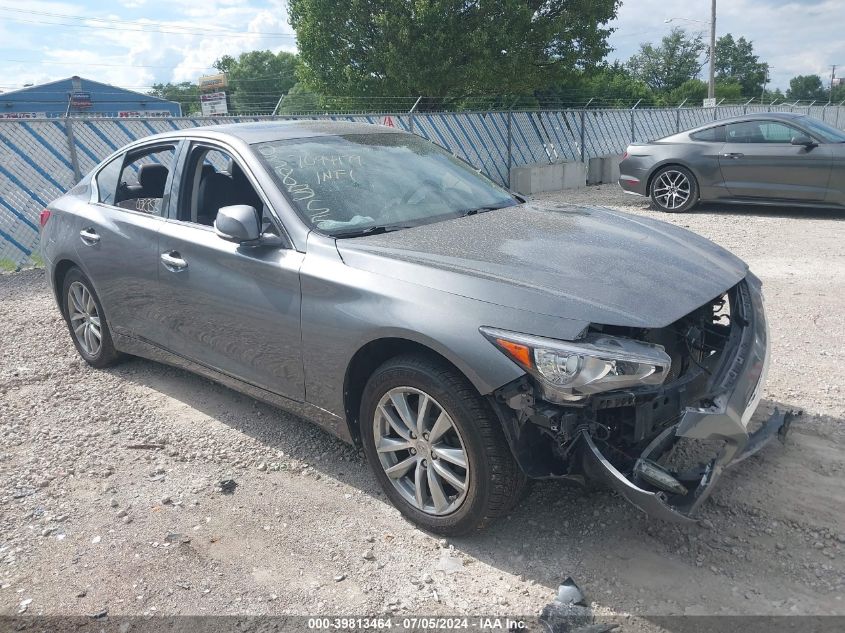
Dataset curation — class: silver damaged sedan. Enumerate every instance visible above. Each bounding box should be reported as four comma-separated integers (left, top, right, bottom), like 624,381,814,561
40,121,790,534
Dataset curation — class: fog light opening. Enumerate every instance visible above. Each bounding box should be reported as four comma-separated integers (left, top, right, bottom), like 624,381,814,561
634,458,688,496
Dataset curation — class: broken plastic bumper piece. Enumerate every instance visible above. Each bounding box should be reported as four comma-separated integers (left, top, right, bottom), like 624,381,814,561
582,408,792,524
582,275,793,523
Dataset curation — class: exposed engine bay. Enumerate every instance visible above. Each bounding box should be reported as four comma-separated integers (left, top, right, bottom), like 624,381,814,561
489,274,791,522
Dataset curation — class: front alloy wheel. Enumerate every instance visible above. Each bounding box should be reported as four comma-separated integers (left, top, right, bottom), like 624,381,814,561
361,355,527,535
374,387,469,515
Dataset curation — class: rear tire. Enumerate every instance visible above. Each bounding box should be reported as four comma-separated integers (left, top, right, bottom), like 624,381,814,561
62,267,121,368
360,354,526,535
649,165,699,213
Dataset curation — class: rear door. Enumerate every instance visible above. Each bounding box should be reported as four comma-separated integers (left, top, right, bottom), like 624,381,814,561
156,141,305,400
74,142,180,345
718,120,832,201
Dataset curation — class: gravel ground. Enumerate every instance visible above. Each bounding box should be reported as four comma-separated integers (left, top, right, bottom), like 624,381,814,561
1,186,843,624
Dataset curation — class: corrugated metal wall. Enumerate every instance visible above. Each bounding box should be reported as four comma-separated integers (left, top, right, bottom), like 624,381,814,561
1,104,844,265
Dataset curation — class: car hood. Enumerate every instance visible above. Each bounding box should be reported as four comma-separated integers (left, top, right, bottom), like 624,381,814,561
336,202,748,329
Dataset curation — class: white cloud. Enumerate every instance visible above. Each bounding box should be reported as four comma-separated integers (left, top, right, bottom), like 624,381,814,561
0,0,297,91
2,0,842,95
608,0,845,90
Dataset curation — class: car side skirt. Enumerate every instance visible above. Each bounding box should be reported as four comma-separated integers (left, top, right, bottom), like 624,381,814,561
112,332,354,445
700,197,845,210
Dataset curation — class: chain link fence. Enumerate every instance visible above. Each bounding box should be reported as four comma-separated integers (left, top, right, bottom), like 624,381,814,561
1,102,844,266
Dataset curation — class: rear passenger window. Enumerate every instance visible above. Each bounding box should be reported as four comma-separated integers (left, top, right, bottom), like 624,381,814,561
691,126,725,142
96,155,124,206
113,146,176,215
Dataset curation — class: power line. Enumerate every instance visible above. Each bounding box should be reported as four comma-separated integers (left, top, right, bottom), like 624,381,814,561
0,74,305,91
0,58,217,70
2,15,296,39
0,76,302,92
0,5,297,39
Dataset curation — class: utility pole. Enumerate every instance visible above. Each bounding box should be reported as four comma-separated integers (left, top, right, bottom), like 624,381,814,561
761,66,771,104
708,0,717,100
831,65,838,97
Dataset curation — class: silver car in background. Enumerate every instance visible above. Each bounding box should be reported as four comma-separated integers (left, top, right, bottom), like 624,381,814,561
619,112,845,212
41,121,789,535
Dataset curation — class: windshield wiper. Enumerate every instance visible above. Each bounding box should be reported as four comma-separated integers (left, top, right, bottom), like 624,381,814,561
331,224,412,239
460,205,506,217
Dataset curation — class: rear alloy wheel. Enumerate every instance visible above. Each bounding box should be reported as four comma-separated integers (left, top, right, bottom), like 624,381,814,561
650,166,699,213
62,267,121,368
361,355,526,535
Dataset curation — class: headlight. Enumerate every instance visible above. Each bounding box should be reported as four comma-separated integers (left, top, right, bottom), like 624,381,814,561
480,327,671,404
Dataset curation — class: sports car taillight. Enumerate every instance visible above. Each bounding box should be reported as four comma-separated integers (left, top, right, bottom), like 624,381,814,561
39,209,51,228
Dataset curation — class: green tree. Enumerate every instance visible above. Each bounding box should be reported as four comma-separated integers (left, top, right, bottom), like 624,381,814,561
214,50,299,113
661,78,742,106
288,0,620,99
714,34,769,97
148,81,200,115
786,75,828,102
277,82,323,114
538,62,654,107
832,82,845,103
627,28,706,93
761,87,785,103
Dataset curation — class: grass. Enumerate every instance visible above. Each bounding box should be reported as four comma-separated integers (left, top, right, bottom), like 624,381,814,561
0,253,44,272
0,258,18,272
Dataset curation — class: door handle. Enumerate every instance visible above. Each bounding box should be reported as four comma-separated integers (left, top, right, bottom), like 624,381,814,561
79,228,100,245
720,152,744,159
160,251,188,272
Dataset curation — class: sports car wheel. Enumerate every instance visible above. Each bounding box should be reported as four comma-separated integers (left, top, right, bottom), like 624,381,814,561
650,166,699,213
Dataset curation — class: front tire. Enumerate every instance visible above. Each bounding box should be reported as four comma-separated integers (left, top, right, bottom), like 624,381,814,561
62,267,121,368
650,165,699,213
360,354,526,535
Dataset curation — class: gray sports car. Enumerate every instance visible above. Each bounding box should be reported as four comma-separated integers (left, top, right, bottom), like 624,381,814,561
619,112,845,212
41,121,788,535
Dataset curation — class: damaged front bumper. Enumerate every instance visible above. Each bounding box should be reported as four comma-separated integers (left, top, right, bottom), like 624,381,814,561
582,409,792,524
582,274,792,523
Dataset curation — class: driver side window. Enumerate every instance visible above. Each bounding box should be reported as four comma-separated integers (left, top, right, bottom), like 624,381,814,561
726,121,801,144
177,145,275,235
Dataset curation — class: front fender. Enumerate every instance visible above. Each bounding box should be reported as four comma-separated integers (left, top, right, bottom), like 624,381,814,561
299,235,588,420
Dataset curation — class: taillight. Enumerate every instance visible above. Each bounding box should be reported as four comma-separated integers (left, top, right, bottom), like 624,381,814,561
39,209,51,228
621,151,629,160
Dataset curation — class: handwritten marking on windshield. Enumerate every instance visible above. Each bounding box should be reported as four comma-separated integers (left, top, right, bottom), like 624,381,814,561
273,165,330,221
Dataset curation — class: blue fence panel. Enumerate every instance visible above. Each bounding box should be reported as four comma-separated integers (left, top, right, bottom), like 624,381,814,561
0,120,78,261
1,105,844,265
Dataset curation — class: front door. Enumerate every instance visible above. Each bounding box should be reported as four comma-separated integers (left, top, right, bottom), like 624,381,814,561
157,142,305,401
718,120,832,201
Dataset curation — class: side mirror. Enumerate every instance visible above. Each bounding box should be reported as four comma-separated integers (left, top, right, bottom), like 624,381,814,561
791,134,816,148
214,205,261,243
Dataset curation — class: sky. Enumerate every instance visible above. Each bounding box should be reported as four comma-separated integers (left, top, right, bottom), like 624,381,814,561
0,0,842,95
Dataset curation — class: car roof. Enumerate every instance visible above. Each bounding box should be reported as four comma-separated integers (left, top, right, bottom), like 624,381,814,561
177,119,405,144
688,111,807,132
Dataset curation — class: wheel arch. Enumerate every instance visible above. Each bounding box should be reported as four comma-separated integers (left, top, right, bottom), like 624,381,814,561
646,161,699,197
342,337,484,445
52,258,81,316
